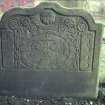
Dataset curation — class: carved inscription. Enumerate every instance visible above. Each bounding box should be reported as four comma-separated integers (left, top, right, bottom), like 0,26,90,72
1,10,95,71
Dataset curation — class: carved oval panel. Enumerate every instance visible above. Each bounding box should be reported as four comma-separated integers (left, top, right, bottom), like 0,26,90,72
20,31,70,70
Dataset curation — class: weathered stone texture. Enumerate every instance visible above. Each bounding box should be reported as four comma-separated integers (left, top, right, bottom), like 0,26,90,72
0,3,103,98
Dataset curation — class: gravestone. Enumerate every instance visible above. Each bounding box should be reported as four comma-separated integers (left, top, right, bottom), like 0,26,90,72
0,3,103,98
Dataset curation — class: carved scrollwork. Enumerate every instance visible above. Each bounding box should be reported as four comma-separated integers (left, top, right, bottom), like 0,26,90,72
7,16,20,30
5,16,31,31
64,18,77,34
77,18,88,32
19,16,32,31
58,17,77,35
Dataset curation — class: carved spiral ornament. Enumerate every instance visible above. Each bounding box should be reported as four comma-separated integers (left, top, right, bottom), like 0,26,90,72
7,17,20,30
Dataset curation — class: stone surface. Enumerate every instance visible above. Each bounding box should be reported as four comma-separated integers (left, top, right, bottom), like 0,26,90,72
0,3,103,98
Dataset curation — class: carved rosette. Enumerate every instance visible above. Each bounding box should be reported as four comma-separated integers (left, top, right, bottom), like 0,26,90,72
77,18,88,32
6,16,20,30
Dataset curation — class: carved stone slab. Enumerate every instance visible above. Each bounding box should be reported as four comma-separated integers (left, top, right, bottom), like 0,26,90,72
0,3,103,98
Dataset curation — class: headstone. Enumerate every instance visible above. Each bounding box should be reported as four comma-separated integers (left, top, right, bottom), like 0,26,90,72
0,3,103,98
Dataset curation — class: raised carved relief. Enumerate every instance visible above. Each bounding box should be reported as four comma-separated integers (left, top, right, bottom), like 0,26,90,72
80,31,95,71
40,10,56,25
0,9,95,71
77,17,95,71
58,17,77,34
0,3,102,98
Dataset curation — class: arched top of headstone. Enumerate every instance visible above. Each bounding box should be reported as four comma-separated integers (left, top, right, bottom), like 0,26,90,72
0,2,97,29
0,2,103,98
